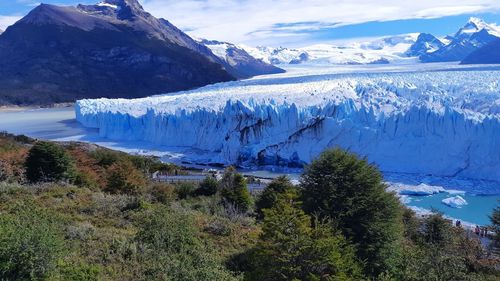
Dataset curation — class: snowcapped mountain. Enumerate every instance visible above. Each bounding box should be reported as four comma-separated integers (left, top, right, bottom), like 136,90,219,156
421,17,500,62
461,38,500,64
405,33,444,57
242,18,499,66
75,64,500,181
198,39,285,78
241,34,418,65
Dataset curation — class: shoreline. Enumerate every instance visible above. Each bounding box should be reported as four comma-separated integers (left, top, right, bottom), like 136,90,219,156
0,103,74,113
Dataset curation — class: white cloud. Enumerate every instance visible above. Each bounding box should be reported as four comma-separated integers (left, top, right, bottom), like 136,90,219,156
139,0,500,45
0,15,22,31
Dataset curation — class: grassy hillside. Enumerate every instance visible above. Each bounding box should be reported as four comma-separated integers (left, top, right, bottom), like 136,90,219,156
0,132,498,280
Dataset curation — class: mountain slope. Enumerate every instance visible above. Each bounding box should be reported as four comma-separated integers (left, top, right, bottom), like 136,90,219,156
200,39,285,78
461,38,500,64
0,0,235,105
421,18,500,62
406,33,444,57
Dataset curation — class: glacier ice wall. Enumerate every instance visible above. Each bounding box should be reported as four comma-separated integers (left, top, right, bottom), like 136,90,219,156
76,68,500,181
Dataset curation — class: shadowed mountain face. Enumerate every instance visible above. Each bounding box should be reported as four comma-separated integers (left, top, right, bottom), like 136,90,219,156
461,38,500,64
0,0,237,105
405,33,444,57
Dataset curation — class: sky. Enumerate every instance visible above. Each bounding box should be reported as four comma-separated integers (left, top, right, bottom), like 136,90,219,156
1,0,500,47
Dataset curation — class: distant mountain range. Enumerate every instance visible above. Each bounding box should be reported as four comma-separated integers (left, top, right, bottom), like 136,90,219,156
421,17,500,63
240,34,418,65
0,0,281,105
240,17,500,66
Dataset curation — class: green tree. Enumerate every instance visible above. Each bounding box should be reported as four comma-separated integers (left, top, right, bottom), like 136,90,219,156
25,141,75,183
0,203,65,280
422,212,452,245
105,160,146,195
219,167,252,212
490,206,500,247
300,148,403,277
255,176,298,219
196,176,219,196
247,194,363,281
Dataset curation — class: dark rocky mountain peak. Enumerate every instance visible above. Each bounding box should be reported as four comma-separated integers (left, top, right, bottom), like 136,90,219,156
0,0,236,105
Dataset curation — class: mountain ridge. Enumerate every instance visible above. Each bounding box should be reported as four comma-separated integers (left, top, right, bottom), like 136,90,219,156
420,17,500,62
0,0,280,105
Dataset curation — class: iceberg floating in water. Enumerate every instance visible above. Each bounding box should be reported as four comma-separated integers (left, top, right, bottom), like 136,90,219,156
442,195,468,208
75,66,500,181
389,183,445,196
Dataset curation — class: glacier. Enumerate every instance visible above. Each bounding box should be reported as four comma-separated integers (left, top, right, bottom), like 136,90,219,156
75,64,500,181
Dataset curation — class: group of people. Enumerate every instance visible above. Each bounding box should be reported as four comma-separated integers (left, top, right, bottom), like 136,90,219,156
455,220,489,238
474,225,489,238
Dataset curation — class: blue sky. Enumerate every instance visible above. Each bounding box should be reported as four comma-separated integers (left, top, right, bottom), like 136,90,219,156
1,0,500,47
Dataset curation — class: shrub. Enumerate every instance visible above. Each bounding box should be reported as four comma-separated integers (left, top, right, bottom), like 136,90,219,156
0,203,65,280
0,148,28,183
53,261,101,281
135,206,240,280
196,176,219,196
90,193,138,217
301,148,403,277
219,167,252,213
25,141,75,183
127,155,163,175
398,212,488,281
105,160,146,195
255,176,298,219
205,216,234,236
149,182,176,203
90,148,122,168
176,182,196,199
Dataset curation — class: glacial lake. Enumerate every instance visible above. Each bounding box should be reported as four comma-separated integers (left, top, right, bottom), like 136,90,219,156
0,106,498,226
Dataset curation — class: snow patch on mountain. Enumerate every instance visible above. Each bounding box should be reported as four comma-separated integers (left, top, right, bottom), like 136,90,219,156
96,2,119,9
456,17,500,38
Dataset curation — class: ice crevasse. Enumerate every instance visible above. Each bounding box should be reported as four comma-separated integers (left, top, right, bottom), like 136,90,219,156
76,69,500,181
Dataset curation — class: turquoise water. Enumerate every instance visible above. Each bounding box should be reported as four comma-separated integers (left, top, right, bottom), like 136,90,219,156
407,193,499,226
